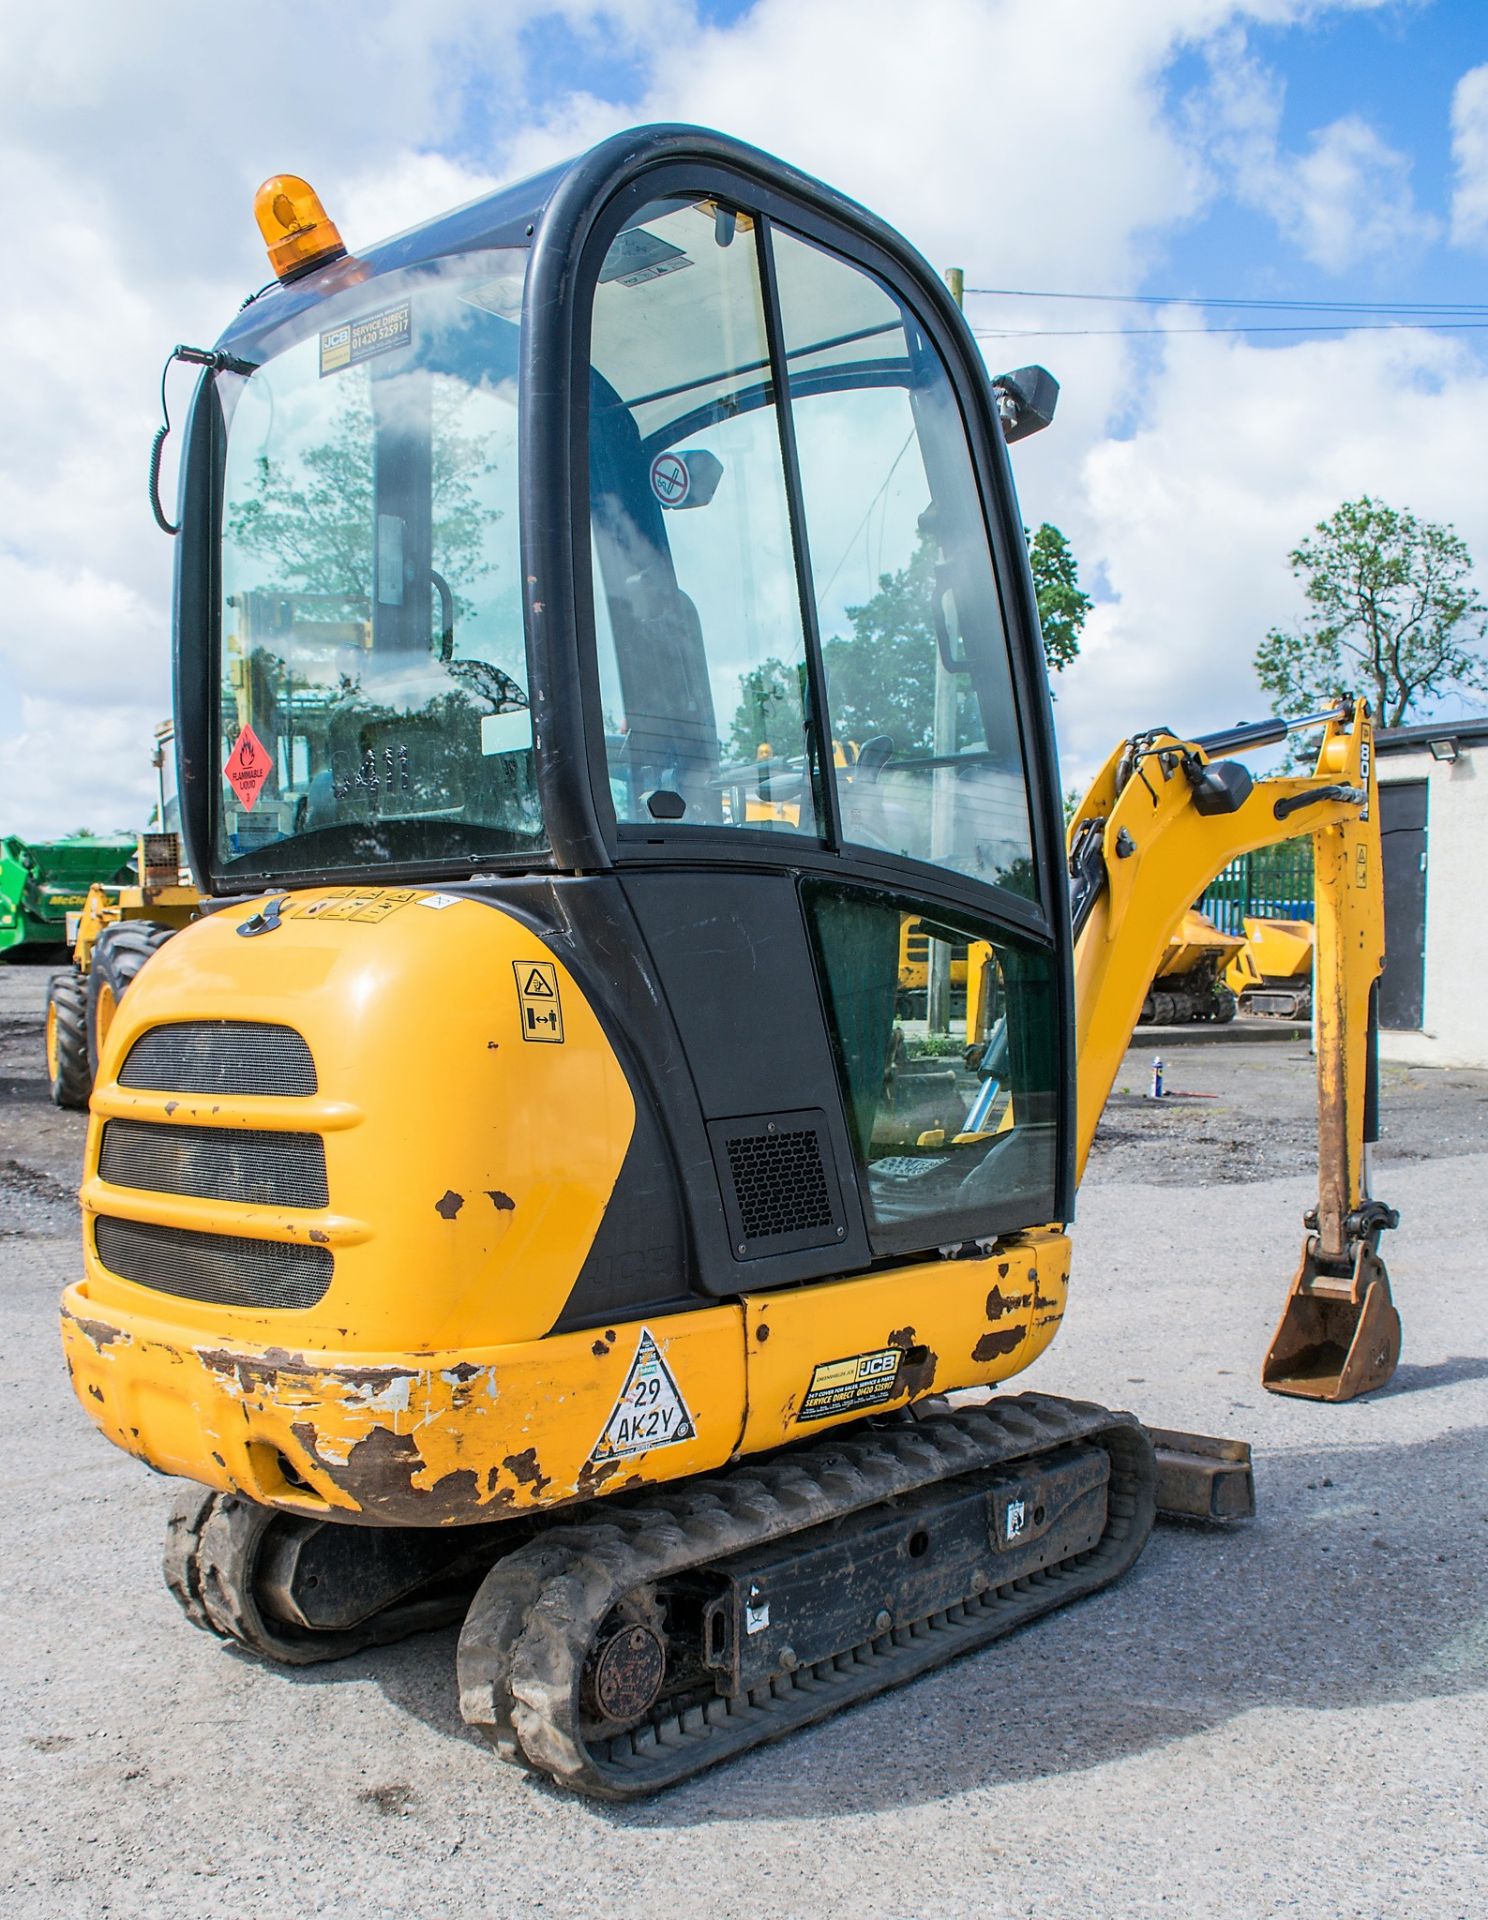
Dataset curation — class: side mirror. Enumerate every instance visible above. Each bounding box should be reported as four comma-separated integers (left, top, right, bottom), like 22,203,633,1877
991,364,1059,442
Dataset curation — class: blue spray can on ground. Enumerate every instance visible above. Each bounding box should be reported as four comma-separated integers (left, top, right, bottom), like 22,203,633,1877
1150,1055,1164,1099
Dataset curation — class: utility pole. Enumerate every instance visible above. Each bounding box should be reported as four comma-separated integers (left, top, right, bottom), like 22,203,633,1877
926,265,964,1038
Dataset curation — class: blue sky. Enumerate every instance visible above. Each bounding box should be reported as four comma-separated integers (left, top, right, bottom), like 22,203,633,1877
2,0,1486,834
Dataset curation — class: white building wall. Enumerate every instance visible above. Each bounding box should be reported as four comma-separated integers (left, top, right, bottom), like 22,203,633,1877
1378,742,1487,1069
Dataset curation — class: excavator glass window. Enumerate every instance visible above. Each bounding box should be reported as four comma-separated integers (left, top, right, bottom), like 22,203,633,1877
805,883,1058,1237
215,250,540,878
588,198,819,833
772,228,1036,897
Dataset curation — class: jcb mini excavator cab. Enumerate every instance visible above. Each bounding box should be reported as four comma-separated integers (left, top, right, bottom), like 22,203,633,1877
61,127,1392,1797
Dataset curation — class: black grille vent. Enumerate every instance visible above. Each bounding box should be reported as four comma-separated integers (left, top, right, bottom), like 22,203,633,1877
118,1022,317,1097
93,1216,332,1310
727,1129,834,1241
99,1120,328,1210
708,1109,845,1259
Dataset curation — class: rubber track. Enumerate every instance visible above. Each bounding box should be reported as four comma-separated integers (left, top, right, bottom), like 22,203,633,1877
161,1488,474,1664
458,1392,1157,1799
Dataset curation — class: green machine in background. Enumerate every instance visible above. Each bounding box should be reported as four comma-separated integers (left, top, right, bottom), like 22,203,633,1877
0,837,134,960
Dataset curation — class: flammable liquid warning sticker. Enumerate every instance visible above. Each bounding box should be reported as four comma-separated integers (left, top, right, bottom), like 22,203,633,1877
513,959,564,1043
798,1347,903,1423
320,300,412,377
224,725,271,810
591,1327,696,1463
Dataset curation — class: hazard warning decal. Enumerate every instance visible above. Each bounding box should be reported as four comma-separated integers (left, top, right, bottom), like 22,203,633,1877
513,959,564,1043
591,1327,696,1463
224,725,272,810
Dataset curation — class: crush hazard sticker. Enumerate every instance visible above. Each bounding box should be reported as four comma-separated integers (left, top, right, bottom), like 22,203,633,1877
513,959,564,1043
320,300,412,376
224,725,271,810
591,1328,696,1463
798,1347,903,1423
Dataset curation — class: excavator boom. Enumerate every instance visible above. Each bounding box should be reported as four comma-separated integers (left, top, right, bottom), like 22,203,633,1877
1065,698,1399,1399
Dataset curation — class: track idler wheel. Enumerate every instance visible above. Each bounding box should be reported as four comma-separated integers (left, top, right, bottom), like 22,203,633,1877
162,1486,499,1664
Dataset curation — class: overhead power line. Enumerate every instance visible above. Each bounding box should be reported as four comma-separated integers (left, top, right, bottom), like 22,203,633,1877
965,286,1488,316
971,319,1488,338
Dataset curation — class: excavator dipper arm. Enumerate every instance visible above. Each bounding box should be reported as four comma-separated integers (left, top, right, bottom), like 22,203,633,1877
1066,699,1400,1400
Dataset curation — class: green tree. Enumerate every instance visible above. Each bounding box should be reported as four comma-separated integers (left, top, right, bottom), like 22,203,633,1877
727,523,1089,758
1027,522,1091,675
226,383,501,620
1256,496,1488,734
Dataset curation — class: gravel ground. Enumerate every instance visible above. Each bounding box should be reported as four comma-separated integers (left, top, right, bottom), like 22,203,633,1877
1,961,1484,1919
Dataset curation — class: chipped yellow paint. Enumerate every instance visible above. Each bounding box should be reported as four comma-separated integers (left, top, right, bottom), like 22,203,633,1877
739,1228,1071,1452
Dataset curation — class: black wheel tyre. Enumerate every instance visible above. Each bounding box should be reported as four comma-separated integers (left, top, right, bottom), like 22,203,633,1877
87,921,176,1080
1212,986,1239,1024
45,969,92,1109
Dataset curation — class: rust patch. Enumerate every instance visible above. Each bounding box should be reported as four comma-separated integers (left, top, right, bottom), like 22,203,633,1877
308,1229,329,1244
503,1447,551,1497
423,1468,481,1522
1035,1311,1063,1329
591,1340,608,1357
86,1384,104,1402
888,1329,937,1396
444,1361,483,1383
434,1189,464,1220
1034,1287,1058,1310
69,1315,125,1350
973,1326,1027,1361
998,1260,1010,1278
985,1285,1032,1322
198,1345,315,1396
336,1425,426,1518
576,1456,624,1495
163,1101,178,1117
485,1190,515,1212
336,1365,417,1394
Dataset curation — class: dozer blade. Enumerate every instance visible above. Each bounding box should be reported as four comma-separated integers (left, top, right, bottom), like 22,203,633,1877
1262,1240,1401,1402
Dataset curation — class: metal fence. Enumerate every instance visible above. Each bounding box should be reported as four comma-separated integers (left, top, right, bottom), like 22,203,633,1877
1198,842,1315,933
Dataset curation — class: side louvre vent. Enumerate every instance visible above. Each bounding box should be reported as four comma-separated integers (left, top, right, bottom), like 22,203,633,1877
93,1216,332,1311
99,1120,328,1210
708,1109,846,1260
118,1022,317,1097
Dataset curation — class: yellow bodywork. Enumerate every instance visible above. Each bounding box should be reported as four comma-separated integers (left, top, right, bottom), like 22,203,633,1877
1155,908,1245,980
61,884,1069,1525
1225,916,1315,996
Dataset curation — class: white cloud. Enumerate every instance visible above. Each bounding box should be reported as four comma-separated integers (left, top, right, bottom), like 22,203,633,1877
1198,30,1436,271
1046,323,1488,782
0,0,1479,838
1450,62,1488,249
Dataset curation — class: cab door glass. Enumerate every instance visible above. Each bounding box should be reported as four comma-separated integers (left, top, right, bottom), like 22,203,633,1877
804,881,1058,1243
587,198,820,836
771,230,1036,897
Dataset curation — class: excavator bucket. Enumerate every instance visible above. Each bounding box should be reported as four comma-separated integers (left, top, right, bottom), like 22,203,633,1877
1262,1240,1401,1401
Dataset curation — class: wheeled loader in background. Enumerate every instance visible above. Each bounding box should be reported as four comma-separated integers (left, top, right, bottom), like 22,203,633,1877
0,835,133,961
61,128,1400,1798
44,725,203,1108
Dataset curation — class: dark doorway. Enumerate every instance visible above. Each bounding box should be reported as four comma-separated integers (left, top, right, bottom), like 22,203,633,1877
1379,780,1427,1030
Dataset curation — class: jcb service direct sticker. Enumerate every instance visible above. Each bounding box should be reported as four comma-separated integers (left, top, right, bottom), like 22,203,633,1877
798,1347,903,1423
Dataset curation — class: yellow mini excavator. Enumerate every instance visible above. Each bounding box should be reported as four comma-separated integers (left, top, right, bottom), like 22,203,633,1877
61,128,1399,1798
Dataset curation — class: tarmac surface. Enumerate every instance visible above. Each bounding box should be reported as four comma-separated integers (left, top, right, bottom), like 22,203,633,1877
1,959,1484,1918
